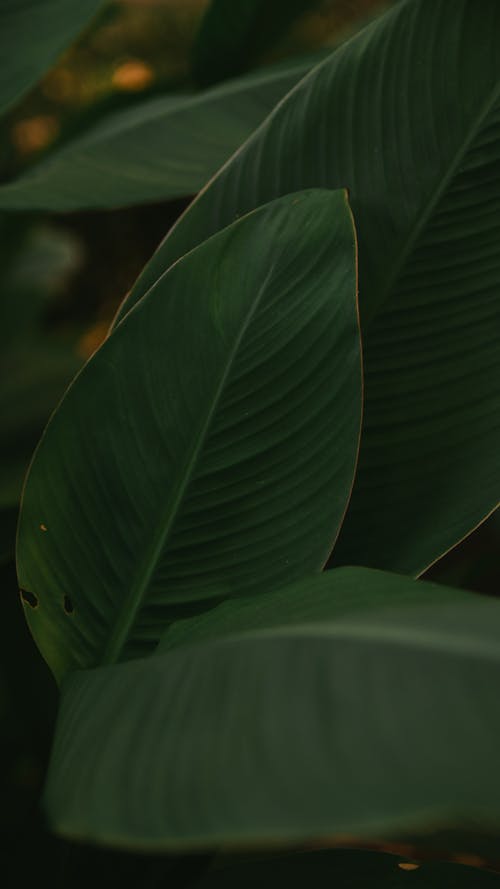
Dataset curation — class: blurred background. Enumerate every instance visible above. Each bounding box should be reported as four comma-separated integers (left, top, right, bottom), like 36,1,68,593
1,0,498,884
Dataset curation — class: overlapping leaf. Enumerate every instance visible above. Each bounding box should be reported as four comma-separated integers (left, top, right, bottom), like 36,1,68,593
17,189,360,681
0,0,103,116
43,569,500,855
0,57,325,211
115,0,500,575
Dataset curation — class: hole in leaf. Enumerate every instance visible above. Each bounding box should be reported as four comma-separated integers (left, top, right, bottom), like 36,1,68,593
398,863,420,872
20,589,38,609
63,595,74,615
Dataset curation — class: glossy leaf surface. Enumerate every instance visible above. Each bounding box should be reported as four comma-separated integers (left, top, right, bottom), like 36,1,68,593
44,569,500,853
0,57,322,212
17,189,360,681
117,0,500,575
0,0,103,116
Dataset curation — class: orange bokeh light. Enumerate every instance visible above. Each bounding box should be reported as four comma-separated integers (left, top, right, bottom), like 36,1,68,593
112,60,154,91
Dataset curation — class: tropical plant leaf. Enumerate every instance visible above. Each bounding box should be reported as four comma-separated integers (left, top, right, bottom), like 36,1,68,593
0,558,57,850
16,189,360,681
157,565,471,654
0,0,103,116
0,56,325,212
43,568,500,854
115,0,500,576
192,0,322,86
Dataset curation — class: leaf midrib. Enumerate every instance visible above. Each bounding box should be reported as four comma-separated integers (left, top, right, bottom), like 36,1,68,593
101,265,275,666
367,77,500,327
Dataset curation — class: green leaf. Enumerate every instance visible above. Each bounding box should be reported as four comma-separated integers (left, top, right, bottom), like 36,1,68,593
116,0,500,576
0,0,104,116
43,568,500,854
158,565,471,655
17,189,361,681
0,56,323,212
193,0,322,86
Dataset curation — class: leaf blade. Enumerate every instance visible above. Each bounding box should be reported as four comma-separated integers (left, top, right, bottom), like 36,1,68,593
43,569,500,854
16,189,361,680
114,0,500,575
0,56,325,211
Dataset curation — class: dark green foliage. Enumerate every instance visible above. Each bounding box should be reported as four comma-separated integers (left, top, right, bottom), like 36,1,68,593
118,0,500,577
1,0,500,884
192,0,322,86
0,0,103,115
17,189,360,679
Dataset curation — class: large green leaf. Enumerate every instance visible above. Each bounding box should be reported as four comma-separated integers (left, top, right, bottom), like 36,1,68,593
17,189,361,681
0,0,104,116
157,565,471,655
193,0,322,86
115,0,500,576
0,57,324,212
43,568,500,854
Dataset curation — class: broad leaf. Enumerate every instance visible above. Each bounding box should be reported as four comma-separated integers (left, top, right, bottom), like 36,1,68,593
193,0,322,86
0,0,103,116
43,568,500,854
115,0,500,575
0,56,324,212
17,189,360,681
157,565,471,654
0,559,57,858
0,223,82,510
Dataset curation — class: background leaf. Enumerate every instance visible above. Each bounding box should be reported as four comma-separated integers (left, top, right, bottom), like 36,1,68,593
17,189,360,680
115,0,500,577
193,0,323,86
0,0,104,116
0,56,326,212
43,569,500,855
